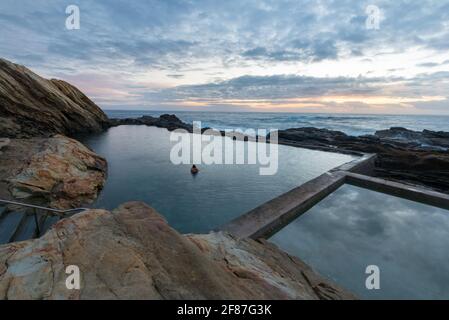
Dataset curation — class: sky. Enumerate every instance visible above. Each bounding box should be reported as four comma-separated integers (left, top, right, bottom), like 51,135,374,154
1,0,449,114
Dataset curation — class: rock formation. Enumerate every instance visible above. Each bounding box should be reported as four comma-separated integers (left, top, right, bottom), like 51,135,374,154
0,58,109,138
275,127,449,193
110,114,263,142
109,114,194,132
0,135,107,208
0,202,355,300
0,58,108,208
277,126,449,153
375,127,449,149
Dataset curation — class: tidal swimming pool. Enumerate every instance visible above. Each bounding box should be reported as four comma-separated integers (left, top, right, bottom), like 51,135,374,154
270,184,449,300
80,125,355,233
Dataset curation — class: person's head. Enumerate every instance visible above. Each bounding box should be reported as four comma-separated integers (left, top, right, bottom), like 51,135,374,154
192,165,197,168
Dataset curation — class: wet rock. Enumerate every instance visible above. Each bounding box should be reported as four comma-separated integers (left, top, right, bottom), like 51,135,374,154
0,202,355,300
375,127,449,149
276,127,449,193
0,58,109,138
109,114,193,132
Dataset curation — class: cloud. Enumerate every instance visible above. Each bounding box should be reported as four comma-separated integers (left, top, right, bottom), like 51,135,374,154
1,0,448,70
417,60,449,68
166,74,185,79
242,37,338,62
0,0,448,114
152,74,399,101
144,72,449,114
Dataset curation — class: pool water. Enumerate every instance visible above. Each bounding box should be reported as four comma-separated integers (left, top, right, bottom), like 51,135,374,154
80,125,355,233
270,184,449,300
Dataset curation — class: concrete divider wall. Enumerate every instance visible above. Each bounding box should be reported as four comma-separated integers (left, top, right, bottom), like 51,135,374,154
219,152,449,240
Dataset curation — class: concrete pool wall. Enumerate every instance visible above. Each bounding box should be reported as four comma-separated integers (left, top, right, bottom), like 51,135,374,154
220,153,449,239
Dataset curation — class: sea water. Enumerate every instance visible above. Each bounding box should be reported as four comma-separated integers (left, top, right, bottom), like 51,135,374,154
105,110,449,136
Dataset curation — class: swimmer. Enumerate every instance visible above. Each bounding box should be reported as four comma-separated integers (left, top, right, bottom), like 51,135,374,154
191,165,199,175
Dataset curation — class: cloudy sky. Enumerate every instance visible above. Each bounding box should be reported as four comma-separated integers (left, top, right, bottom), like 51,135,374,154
1,0,449,114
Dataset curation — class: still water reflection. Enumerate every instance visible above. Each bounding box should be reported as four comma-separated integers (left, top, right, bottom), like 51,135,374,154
270,184,449,299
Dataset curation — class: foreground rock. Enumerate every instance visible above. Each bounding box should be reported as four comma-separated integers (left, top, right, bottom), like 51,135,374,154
0,58,109,138
0,202,354,300
0,135,107,208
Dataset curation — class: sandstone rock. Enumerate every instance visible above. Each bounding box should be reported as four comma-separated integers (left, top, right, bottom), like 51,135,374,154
0,202,355,300
3,135,107,208
0,58,109,138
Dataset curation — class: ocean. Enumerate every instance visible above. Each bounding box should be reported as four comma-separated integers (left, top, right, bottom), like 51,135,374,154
105,110,449,136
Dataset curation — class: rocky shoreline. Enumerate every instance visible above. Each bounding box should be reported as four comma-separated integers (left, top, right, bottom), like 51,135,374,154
276,127,449,193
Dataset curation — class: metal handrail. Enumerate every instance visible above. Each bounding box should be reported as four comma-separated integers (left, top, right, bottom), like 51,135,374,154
0,199,89,214
0,199,90,240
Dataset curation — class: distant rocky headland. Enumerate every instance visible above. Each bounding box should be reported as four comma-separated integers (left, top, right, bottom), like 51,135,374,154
0,57,448,299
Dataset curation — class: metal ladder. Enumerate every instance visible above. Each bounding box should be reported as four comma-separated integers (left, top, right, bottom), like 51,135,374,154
0,199,89,245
